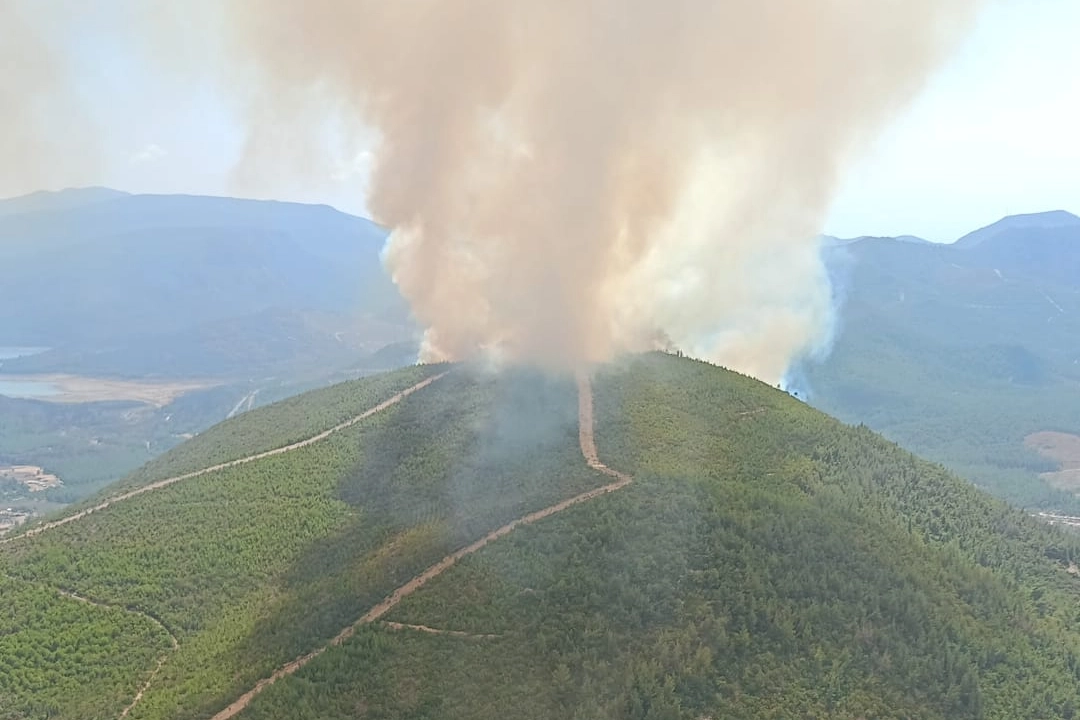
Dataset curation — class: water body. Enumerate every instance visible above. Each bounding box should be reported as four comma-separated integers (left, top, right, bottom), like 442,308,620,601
0,346,48,360
0,377,61,398
0,348,60,398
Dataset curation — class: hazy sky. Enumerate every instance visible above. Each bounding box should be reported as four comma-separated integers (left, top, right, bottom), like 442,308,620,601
826,0,1080,241
7,0,1078,243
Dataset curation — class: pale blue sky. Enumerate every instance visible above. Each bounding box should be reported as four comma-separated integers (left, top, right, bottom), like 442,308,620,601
826,0,1080,241
13,0,1079,243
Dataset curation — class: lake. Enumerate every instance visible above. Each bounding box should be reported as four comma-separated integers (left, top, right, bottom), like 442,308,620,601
0,346,48,360
0,377,61,398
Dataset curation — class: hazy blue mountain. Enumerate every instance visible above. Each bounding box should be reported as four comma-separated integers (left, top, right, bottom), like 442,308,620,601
0,187,132,217
3,307,411,379
822,233,932,246
954,210,1080,287
954,209,1080,248
804,210,1080,509
0,190,412,372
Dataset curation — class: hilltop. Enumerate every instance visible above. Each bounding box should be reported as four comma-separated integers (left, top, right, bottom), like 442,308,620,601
4,354,1080,719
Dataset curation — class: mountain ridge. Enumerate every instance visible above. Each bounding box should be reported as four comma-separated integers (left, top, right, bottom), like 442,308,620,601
0,190,404,349
0,188,417,509
0,186,132,217
955,209,1080,248
3,188,1079,524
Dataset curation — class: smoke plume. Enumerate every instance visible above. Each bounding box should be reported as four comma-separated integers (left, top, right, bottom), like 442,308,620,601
0,1,101,197
5,1,983,382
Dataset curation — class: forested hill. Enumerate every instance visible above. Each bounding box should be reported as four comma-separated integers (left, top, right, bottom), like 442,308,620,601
4,354,1080,719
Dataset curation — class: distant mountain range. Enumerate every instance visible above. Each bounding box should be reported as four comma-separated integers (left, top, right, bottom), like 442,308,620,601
955,209,1080,248
0,186,132,217
803,209,1080,509
0,187,414,377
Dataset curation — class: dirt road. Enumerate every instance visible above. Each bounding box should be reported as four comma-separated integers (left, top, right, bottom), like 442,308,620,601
60,584,180,720
380,621,500,639
1,372,448,545
3,571,178,720
226,389,260,419
3,573,178,652
209,370,631,720
3,372,448,718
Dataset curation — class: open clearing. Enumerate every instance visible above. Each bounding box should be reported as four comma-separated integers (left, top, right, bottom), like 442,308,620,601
0,374,216,406
1025,431,1080,491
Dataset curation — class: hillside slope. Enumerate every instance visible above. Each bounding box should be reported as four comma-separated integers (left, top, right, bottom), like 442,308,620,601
4,355,1080,719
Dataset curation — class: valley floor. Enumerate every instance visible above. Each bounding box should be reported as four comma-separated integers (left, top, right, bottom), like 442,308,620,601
0,373,215,405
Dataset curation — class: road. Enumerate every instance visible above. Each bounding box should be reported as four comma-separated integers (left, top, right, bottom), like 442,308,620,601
2,373,447,544
209,370,631,720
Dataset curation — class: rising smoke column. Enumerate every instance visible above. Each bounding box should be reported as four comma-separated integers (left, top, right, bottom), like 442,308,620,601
0,1,103,197
239,2,976,379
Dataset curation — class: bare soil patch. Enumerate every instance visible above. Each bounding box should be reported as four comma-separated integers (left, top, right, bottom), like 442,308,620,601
381,621,500,640
2,374,215,406
0,465,62,492
1025,431,1080,490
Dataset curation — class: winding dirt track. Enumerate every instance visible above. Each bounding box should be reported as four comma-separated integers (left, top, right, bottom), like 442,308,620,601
209,371,631,720
119,652,171,719
53,587,179,650
380,621,500,640
11,577,179,652
0,372,447,719
0,373,448,546
3,572,178,719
